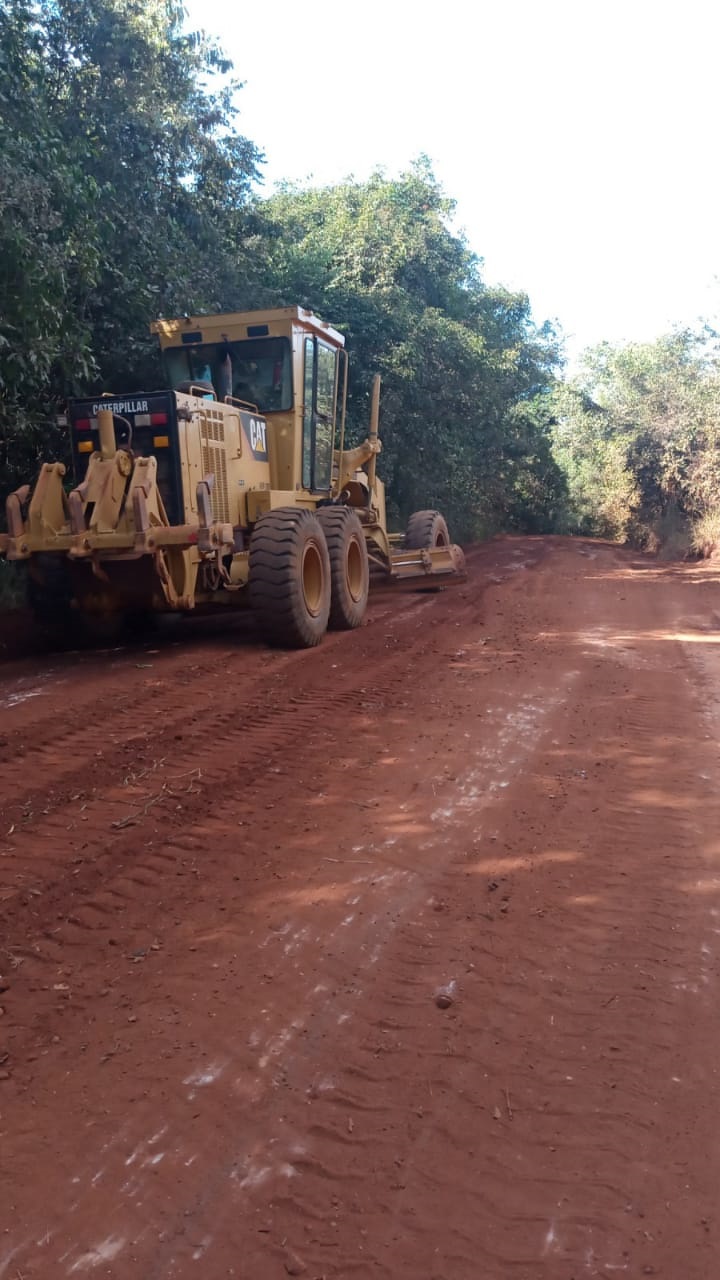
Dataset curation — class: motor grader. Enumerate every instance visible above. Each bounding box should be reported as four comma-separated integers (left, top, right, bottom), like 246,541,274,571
0,307,464,647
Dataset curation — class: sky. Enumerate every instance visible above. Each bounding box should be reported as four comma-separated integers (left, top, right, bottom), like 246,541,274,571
184,0,720,363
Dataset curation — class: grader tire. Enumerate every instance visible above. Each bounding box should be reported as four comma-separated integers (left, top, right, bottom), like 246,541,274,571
405,509,450,550
317,507,370,630
249,507,331,648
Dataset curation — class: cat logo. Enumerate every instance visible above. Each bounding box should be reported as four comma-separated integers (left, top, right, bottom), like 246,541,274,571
242,412,268,461
90,398,150,416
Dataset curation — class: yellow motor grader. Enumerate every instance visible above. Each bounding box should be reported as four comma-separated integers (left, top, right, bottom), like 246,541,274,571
0,307,464,647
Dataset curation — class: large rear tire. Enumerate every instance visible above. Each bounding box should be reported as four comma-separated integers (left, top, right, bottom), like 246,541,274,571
316,506,370,630
249,508,331,648
405,509,450,550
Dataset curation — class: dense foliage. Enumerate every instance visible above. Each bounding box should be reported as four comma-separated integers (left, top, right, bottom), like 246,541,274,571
0,0,262,485
254,167,565,537
2,0,717,558
550,331,720,554
0,0,565,542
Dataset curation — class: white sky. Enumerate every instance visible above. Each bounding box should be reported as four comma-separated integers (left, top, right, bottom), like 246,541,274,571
184,0,720,362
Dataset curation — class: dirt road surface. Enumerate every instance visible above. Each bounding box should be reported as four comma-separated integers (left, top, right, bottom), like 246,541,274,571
1,537,720,1280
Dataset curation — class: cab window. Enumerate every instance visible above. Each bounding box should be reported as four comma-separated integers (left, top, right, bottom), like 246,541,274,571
164,337,293,413
302,338,338,492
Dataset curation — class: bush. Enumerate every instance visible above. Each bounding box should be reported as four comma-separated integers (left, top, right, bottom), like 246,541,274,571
691,511,720,559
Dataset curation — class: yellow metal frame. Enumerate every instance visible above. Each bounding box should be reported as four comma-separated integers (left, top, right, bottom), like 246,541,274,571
1,307,465,622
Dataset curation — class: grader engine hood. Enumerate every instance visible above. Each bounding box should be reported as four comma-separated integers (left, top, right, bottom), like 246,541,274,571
68,391,183,525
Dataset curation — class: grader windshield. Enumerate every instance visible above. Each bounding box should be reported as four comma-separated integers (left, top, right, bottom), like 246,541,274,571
163,336,293,413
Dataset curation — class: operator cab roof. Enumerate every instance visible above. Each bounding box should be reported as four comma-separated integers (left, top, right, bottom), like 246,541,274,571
151,306,345,350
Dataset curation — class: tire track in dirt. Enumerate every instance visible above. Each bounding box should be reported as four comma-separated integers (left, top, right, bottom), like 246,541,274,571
224,547,720,1280
0,541,555,1277
0,577,439,807
0,642,438,933
11,538,719,1280
0,540,546,928
147,543,720,1280
156,675,580,1280
0,544,538,1010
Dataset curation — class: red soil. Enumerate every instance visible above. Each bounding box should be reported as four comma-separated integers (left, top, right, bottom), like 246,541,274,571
1,537,720,1279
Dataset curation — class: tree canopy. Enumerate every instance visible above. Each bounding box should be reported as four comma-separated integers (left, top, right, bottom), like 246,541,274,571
0,0,261,483
4,0,716,559
550,331,720,553
252,164,565,537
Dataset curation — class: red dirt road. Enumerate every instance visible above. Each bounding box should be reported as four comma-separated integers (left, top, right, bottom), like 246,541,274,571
2,537,720,1279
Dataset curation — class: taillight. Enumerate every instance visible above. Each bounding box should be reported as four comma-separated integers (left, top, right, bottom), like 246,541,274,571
74,418,92,430
150,412,168,426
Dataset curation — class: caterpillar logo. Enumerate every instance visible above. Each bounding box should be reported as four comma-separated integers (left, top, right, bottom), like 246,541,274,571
242,413,268,461
91,399,150,416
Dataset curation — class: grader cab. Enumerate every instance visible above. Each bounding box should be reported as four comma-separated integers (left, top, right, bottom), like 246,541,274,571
0,307,464,647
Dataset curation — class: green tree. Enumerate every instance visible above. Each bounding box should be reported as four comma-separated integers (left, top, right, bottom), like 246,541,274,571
254,163,563,539
551,330,720,551
0,0,262,490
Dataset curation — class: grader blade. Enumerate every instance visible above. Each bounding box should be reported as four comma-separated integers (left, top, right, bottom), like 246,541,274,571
387,543,466,581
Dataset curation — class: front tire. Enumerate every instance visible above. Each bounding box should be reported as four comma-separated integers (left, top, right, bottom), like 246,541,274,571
405,509,450,550
317,507,370,630
249,508,331,648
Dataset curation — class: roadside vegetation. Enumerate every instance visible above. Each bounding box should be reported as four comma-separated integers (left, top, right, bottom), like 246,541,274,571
0,0,717,564
550,331,720,556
